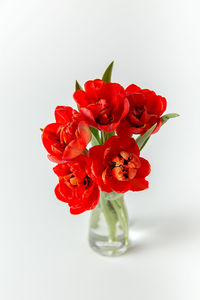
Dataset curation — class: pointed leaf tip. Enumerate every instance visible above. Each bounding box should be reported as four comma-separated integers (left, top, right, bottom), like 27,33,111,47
75,80,83,91
161,113,180,126
102,61,114,83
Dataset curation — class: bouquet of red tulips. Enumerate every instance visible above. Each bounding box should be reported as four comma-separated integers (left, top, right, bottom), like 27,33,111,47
41,62,179,256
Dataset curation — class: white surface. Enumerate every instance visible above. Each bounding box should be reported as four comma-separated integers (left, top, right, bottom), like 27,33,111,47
0,0,200,299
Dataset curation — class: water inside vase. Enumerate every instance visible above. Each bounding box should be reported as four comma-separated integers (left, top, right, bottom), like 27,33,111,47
88,192,129,257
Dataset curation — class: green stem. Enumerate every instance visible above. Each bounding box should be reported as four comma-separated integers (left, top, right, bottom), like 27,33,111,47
101,131,115,144
111,196,129,246
100,194,117,242
101,192,129,245
101,131,106,144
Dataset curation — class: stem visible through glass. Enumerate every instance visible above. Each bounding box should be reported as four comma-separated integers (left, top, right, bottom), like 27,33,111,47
100,192,129,246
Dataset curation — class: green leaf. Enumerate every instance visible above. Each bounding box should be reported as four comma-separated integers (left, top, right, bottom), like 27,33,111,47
100,131,115,144
102,61,114,83
91,135,99,146
75,81,83,112
136,113,180,151
140,136,150,151
75,80,83,91
161,113,180,126
104,131,115,140
90,127,101,145
136,123,157,150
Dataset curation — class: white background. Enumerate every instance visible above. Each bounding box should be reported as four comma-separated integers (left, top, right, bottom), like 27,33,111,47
0,0,200,299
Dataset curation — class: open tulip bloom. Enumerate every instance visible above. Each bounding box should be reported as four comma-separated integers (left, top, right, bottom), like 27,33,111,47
41,62,179,253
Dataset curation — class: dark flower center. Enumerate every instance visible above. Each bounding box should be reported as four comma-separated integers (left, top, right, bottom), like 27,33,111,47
126,105,146,128
83,175,91,187
64,172,91,189
132,106,145,119
95,98,114,125
102,151,141,182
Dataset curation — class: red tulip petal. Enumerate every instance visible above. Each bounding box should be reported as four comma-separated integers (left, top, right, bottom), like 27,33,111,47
89,145,105,176
126,84,141,94
42,123,61,154
96,122,120,132
55,184,68,203
73,90,88,106
98,180,113,193
79,107,96,127
116,119,133,137
53,163,70,177
55,106,75,124
120,97,130,119
62,140,83,161
76,121,92,144
84,79,105,101
70,205,87,215
84,184,100,210
152,119,162,134
136,158,151,178
109,176,131,193
130,178,149,191
142,90,163,115
160,96,167,115
123,137,140,157
47,154,65,164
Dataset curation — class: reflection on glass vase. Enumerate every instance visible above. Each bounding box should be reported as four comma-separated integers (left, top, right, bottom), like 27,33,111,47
88,191,129,257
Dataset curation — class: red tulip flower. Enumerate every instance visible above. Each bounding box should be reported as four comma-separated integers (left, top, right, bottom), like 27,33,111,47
42,106,91,163
117,84,167,136
89,136,151,193
73,79,129,132
53,155,100,215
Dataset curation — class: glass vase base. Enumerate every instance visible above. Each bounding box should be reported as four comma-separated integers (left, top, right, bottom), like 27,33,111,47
89,231,128,257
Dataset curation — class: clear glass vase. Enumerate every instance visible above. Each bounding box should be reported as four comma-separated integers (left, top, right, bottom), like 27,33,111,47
88,191,129,257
